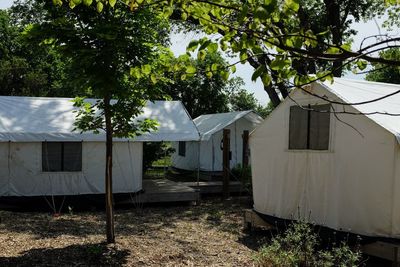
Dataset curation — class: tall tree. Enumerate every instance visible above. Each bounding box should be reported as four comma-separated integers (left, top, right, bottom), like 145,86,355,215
58,0,400,110
27,0,171,243
163,51,231,118
0,8,73,97
366,48,400,84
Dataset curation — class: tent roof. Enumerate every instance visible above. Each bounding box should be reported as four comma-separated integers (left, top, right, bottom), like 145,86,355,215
319,78,400,143
194,110,263,141
0,96,200,142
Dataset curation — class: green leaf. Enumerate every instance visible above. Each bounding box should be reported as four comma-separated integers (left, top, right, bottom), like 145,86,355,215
211,63,218,72
83,0,93,6
181,12,188,20
357,60,368,71
207,43,218,53
261,74,272,86
53,0,63,6
340,43,352,51
150,74,157,84
141,64,152,75
109,0,117,8
96,2,103,12
285,0,299,12
197,50,206,61
69,1,76,8
251,65,266,81
187,40,199,52
221,71,229,81
220,40,228,51
254,6,269,20
326,46,341,54
239,52,248,63
230,65,236,74
199,40,211,51
270,59,291,70
238,4,249,23
72,0,82,5
130,67,141,79
186,65,196,74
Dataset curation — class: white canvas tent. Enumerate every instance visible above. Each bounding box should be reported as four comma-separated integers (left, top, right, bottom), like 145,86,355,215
251,78,400,238
172,111,263,172
0,96,199,197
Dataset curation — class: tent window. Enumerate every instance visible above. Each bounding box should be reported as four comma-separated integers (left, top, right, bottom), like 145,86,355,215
42,142,82,172
178,141,186,157
289,104,330,150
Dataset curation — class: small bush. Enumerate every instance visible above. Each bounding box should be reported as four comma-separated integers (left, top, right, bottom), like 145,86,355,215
143,142,174,171
231,164,252,193
254,221,361,267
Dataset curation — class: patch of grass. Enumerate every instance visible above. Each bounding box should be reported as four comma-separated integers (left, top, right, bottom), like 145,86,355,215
152,156,171,167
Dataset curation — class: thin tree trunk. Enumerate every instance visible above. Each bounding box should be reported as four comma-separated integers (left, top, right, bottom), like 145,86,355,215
104,96,115,244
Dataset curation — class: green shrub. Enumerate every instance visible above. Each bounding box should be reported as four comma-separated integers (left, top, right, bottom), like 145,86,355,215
231,164,252,193
254,221,361,267
143,142,174,171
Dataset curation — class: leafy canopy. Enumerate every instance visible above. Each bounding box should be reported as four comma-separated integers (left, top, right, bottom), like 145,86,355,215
56,0,400,109
27,1,175,137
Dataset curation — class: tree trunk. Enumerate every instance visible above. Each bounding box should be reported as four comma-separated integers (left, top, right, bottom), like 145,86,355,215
324,0,343,77
104,96,115,244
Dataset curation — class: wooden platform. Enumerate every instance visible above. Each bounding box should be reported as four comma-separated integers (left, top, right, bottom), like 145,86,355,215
182,181,243,194
118,179,245,205
362,241,400,265
129,179,200,204
244,209,274,230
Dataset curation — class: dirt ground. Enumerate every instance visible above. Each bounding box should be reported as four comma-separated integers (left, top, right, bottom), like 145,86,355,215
0,197,267,266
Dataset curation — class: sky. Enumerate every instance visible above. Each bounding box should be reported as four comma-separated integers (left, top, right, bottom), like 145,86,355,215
1,0,397,104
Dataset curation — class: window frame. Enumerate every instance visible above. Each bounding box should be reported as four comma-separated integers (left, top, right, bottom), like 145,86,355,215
42,141,83,172
288,104,331,151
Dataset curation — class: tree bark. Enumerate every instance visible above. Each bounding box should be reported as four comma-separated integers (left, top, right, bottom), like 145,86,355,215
104,96,115,244
324,0,343,77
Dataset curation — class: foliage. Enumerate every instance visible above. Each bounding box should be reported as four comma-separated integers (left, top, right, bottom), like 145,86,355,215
254,221,361,267
231,164,252,193
0,8,74,97
24,0,173,135
143,142,174,171
366,48,400,84
57,0,400,108
162,51,231,118
162,51,270,119
228,79,274,118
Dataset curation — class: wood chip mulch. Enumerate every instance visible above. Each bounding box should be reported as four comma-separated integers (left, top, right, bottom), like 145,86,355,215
0,198,266,266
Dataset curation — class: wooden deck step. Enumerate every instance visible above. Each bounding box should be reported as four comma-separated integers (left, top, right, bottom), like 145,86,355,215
130,179,199,204
182,181,244,194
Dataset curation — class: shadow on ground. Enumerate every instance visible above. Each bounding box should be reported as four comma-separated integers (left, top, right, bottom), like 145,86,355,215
0,243,129,266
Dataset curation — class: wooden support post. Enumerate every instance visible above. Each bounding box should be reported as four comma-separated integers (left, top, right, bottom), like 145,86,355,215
222,129,230,199
242,130,249,167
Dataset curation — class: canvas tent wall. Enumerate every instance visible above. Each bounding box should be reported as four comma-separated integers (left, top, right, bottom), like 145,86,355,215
0,96,199,197
250,78,400,238
172,111,263,172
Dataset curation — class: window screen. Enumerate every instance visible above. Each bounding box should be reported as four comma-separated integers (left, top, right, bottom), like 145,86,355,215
289,106,309,150
309,105,330,150
178,141,186,157
288,104,330,150
42,142,82,172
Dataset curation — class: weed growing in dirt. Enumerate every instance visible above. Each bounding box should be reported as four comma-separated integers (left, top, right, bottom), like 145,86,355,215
253,221,361,267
